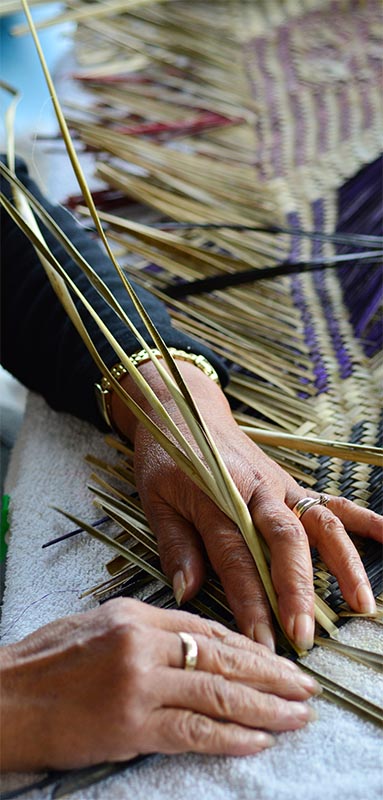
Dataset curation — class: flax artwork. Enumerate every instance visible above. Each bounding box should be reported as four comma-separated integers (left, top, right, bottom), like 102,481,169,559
1,0,382,796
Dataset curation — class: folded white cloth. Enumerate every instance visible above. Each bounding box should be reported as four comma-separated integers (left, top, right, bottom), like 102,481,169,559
1,393,382,800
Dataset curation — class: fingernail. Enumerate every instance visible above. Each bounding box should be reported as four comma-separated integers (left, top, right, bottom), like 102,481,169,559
307,706,318,722
356,583,376,614
173,570,186,606
252,623,276,652
293,613,314,651
293,703,318,723
258,733,276,748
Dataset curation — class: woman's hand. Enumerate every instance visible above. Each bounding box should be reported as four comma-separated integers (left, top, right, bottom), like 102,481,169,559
112,362,383,652
1,598,320,771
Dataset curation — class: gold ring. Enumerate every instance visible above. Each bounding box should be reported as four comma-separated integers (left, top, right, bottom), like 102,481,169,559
178,631,198,671
292,494,331,521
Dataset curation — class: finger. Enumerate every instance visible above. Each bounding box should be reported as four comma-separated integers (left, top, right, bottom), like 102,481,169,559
151,708,275,756
158,670,316,731
195,507,276,650
301,506,376,614
145,499,206,603
125,599,283,666
250,496,315,651
94,603,316,704
125,599,275,657
167,632,321,699
319,496,383,541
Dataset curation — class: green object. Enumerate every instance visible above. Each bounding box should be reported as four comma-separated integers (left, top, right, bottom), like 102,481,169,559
0,494,10,563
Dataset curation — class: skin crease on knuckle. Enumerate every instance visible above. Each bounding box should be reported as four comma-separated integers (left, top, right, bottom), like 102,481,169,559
211,644,288,691
204,673,244,719
318,513,345,540
210,642,251,680
265,518,308,546
178,711,217,749
92,602,155,693
312,512,365,567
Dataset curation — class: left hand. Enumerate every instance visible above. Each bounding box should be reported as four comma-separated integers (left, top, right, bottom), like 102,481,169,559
112,361,383,652
1,599,319,771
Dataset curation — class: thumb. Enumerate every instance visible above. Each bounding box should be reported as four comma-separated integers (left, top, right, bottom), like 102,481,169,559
146,500,206,605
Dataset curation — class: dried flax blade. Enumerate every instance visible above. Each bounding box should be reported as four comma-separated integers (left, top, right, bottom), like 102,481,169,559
54,505,173,588
82,234,313,423
46,421,381,729
84,442,378,656
1,163,240,511
6,0,381,725
89,483,233,614
3,5,382,799
13,0,174,35
76,206,285,276
89,472,142,507
313,637,383,672
9,0,290,647
239,427,383,466
95,160,278,229
99,520,232,617
85,454,136,487
299,664,383,727
1,180,220,498
314,597,339,638
0,0,49,14
64,0,380,416
80,463,382,727
60,506,228,623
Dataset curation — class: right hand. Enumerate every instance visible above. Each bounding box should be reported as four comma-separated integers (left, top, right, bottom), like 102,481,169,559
112,363,381,654
1,598,320,771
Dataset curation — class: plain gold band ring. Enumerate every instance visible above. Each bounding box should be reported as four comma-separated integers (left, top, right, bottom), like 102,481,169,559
292,494,331,521
178,631,198,671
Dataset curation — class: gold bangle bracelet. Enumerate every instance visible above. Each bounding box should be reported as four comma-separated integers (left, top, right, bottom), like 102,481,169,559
95,347,220,431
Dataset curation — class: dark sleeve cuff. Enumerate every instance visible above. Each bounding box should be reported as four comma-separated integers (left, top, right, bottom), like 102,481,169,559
0,156,229,430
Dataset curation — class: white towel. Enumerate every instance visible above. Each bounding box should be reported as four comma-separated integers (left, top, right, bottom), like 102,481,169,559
1,392,382,800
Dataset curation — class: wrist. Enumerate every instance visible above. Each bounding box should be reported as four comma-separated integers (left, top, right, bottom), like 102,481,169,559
110,359,229,444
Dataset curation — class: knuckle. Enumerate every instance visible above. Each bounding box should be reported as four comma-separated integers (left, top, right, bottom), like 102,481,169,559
182,712,215,748
363,507,383,530
262,693,285,720
218,541,249,574
331,495,348,514
320,514,343,538
209,675,239,718
271,520,306,545
203,620,230,641
117,625,144,666
101,606,146,673
102,597,138,629
214,645,244,678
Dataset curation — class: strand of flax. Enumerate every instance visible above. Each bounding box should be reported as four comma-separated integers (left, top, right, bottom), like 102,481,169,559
2,0,293,653
239,427,382,467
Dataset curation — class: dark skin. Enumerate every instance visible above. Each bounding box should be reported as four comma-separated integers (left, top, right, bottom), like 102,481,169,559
1,360,381,771
2,600,319,771
112,360,381,652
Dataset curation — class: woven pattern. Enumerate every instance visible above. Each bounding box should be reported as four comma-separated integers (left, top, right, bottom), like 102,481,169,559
57,0,383,607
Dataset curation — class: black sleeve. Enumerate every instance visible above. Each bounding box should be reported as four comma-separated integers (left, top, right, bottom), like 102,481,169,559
0,157,228,429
